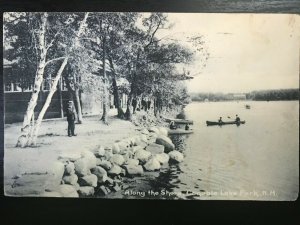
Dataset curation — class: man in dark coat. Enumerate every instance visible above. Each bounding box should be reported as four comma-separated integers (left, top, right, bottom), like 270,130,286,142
66,102,76,137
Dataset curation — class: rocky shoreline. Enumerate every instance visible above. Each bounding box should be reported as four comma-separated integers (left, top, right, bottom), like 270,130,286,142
4,108,186,198
54,126,184,197
5,124,184,198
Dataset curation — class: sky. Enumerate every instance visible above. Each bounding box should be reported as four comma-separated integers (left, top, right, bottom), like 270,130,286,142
158,13,300,93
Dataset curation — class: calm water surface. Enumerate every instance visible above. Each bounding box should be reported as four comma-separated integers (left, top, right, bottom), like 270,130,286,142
105,101,299,200
170,101,299,200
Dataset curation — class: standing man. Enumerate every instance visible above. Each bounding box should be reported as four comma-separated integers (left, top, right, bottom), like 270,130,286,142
67,101,76,137
235,114,240,123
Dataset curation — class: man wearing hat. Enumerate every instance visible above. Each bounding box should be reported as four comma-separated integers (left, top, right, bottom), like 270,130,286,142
66,101,76,137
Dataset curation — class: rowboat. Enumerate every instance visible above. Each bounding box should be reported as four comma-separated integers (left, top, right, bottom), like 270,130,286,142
163,117,194,124
206,120,246,126
168,129,194,135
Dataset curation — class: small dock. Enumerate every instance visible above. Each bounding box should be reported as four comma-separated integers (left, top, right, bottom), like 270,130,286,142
163,117,194,125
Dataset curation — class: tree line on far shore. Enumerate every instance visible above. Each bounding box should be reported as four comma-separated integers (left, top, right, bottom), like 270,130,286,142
4,12,207,148
190,89,299,102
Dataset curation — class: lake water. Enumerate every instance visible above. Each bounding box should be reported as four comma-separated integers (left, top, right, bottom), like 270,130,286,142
108,101,299,200
169,101,299,200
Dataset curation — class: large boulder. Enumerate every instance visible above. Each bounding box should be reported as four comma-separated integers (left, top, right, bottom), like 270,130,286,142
78,174,98,187
148,133,158,144
98,159,112,170
154,153,170,164
78,186,95,197
168,151,184,163
141,128,150,135
140,134,148,143
5,174,51,196
108,164,122,176
124,165,144,176
104,150,113,160
52,161,66,182
125,158,139,166
148,127,160,134
91,166,107,183
58,153,81,162
146,143,164,154
156,135,175,153
133,136,141,146
94,146,105,158
158,127,168,136
64,162,75,175
58,184,79,197
143,157,161,171
62,174,78,185
134,149,151,164
121,138,131,146
126,137,135,146
112,143,120,154
131,146,143,154
81,151,97,169
98,185,111,195
74,158,91,177
118,141,129,154
122,152,131,162
110,154,125,166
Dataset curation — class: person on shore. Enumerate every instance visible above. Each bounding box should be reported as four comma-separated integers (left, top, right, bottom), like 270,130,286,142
66,102,76,137
218,117,223,123
185,124,190,130
132,98,137,114
235,114,240,123
169,121,177,130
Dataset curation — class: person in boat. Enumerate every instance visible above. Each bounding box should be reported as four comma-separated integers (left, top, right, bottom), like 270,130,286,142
235,114,240,123
185,124,190,130
218,117,223,123
169,121,177,130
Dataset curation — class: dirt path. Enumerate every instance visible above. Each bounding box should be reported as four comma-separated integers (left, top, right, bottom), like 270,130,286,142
4,113,139,189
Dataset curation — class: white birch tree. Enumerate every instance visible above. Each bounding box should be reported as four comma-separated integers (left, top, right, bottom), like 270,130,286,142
28,12,89,146
16,13,49,147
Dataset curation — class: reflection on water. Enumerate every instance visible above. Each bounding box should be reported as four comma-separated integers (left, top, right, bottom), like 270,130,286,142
169,134,189,153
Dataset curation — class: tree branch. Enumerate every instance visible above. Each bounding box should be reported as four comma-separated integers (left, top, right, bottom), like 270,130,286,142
45,57,66,67
144,18,162,50
46,28,62,50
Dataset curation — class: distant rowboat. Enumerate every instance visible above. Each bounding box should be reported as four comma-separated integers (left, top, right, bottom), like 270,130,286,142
206,121,246,126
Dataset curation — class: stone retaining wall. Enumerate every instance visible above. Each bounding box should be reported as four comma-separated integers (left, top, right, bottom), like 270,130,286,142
55,126,185,197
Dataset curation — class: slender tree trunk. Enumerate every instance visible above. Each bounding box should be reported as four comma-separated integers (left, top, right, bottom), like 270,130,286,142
101,35,108,124
108,56,124,118
74,87,83,124
154,97,158,117
73,72,83,124
65,76,78,122
125,93,133,120
16,13,48,147
112,78,124,118
58,77,64,118
29,57,68,146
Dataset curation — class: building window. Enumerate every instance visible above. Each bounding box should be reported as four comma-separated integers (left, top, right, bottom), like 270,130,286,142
23,85,33,92
4,82,22,92
4,83,13,92
62,78,68,91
